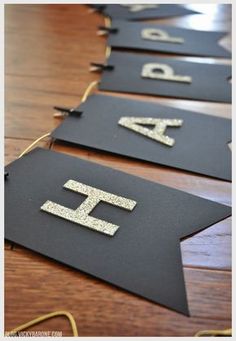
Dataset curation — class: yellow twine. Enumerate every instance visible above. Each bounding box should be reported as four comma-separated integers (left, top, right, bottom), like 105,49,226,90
104,16,111,58
195,328,231,337
80,80,100,103
5,310,78,337
105,46,111,59
18,133,51,158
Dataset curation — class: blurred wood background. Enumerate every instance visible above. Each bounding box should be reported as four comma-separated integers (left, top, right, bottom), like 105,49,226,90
5,4,231,336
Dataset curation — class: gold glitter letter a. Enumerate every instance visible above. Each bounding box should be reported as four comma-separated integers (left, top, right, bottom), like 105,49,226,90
41,180,137,236
119,117,183,147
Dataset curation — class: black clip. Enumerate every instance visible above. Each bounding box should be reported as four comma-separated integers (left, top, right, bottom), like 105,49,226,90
97,26,118,35
92,4,107,12
5,171,9,180
53,106,83,118
90,63,114,73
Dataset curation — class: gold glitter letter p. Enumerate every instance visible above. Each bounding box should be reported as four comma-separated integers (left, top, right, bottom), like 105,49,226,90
141,63,192,83
141,28,184,44
41,180,137,236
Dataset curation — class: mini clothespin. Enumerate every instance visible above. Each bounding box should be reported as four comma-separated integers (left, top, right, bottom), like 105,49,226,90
90,4,106,13
97,26,118,36
53,106,83,118
90,63,114,73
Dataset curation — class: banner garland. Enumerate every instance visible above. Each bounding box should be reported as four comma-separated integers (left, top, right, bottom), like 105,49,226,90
5,4,232,318
100,20,231,58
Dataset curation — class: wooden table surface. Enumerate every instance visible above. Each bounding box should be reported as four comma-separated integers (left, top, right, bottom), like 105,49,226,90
5,4,231,336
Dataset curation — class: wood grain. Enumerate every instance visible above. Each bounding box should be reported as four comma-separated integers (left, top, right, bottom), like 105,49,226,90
5,4,231,336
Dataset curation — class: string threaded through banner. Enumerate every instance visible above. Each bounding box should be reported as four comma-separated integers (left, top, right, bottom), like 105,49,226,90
18,133,51,158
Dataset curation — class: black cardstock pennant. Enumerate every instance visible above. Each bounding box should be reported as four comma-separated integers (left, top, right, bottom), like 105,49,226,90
51,94,231,181
98,51,231,103
5,148,231,315
92,4,199,21
105,20,231,58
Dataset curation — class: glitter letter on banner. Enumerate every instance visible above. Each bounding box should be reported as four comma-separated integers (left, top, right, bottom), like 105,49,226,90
118,117,183,146
41,180,137,236
5,148,231,315
97,51,231,103
104,20,231,58
51,94,231,181
141,63,192,83
141,28,184,44
91,4,199,21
